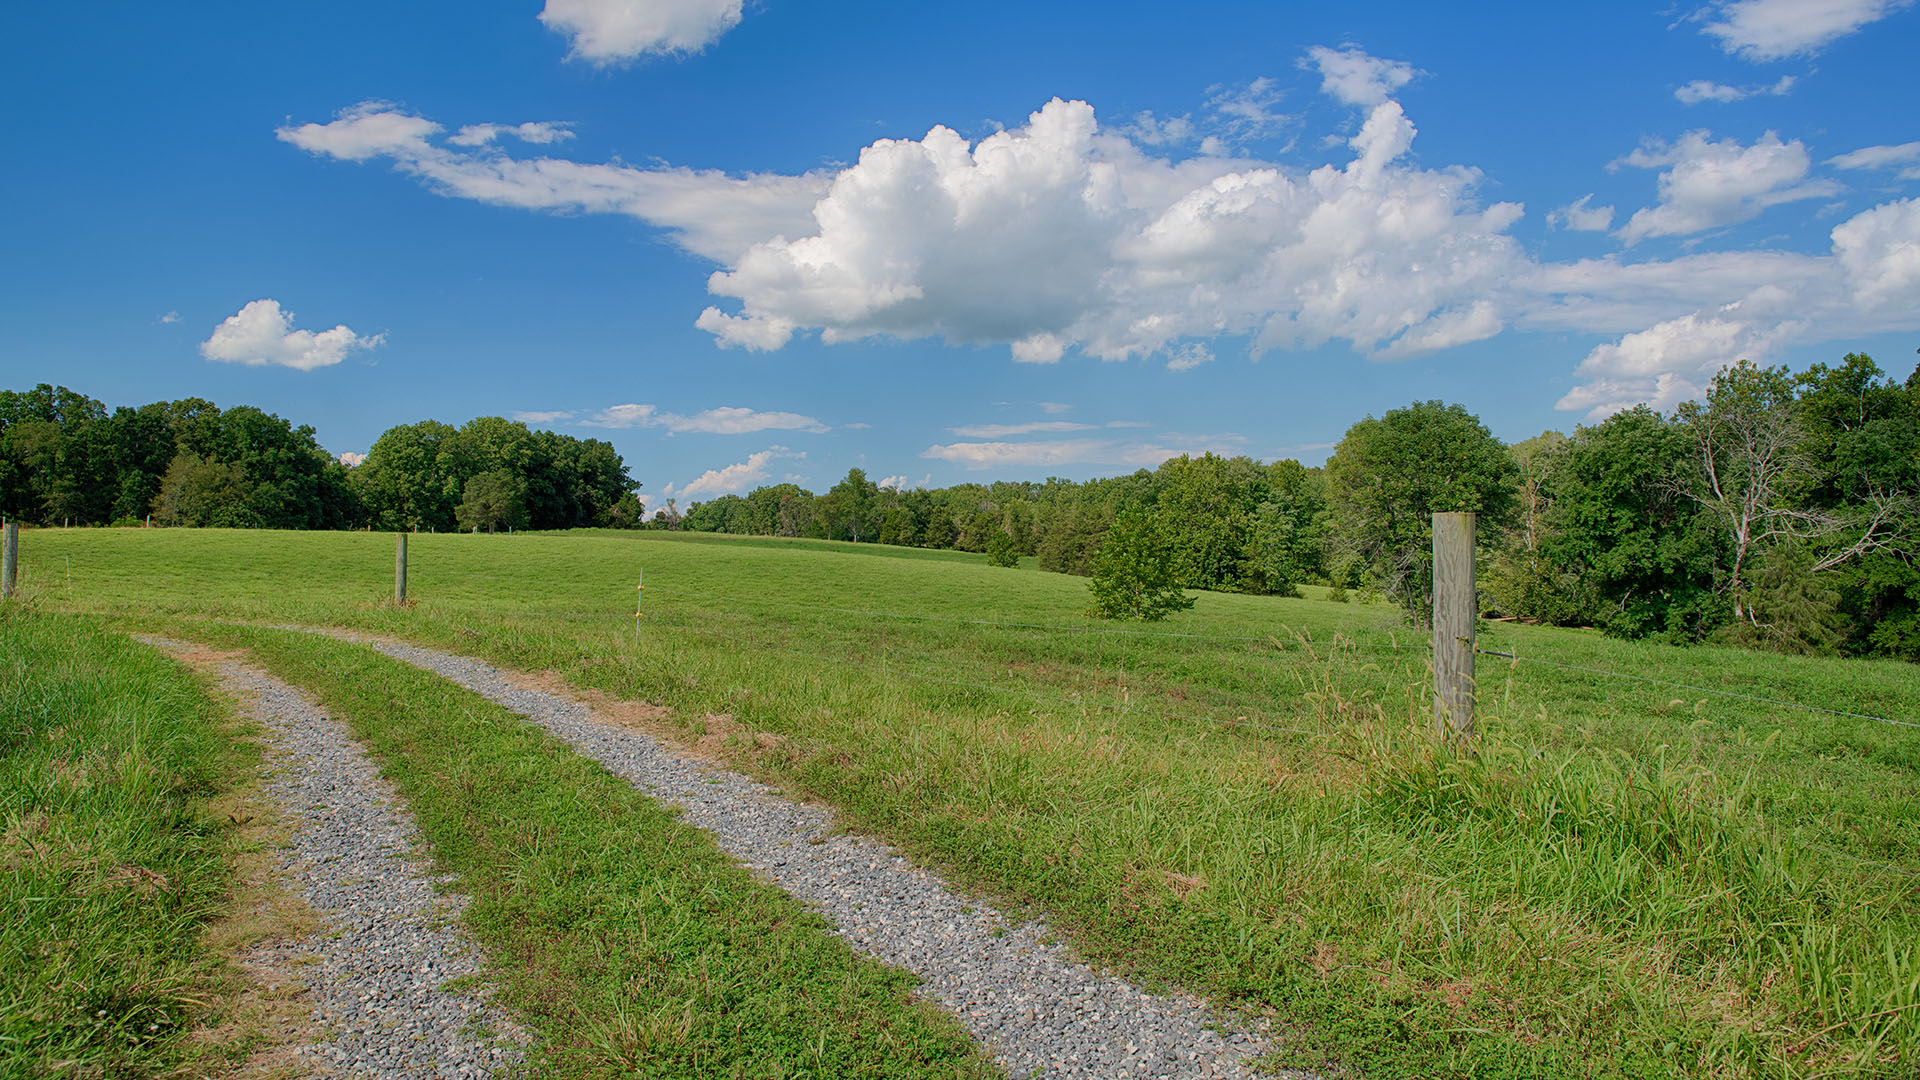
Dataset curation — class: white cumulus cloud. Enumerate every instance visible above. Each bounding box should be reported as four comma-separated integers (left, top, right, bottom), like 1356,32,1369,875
1303,45,1416,106
1615,130,1840,243
338,451,367,467
539,0,745,63
699,65,1524,365
278,49,1920,430
584,403,828,434
199,299,383,371
1700,0,1911,61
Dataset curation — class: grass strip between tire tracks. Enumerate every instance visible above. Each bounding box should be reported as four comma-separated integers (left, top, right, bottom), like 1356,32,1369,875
167,618,999,1080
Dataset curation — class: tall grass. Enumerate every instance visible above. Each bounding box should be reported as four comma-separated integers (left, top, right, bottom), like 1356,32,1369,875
0,605,247,1077
25,526,1920,1077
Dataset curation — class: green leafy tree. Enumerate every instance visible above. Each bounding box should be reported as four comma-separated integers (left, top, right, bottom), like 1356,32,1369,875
455,469,527,533
1325,400,1518,621
985,529,1020,567
151,453,254,527
1483,431,1580,622
815,468,878,541
1544,407,1723,641
1087,511,1194,621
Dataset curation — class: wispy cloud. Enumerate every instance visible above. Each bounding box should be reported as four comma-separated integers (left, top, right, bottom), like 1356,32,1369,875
1673,75,1795,104
584,403,829,434
677,446,801,498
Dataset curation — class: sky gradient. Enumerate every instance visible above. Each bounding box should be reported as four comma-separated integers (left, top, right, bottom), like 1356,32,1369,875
5,1,1917,505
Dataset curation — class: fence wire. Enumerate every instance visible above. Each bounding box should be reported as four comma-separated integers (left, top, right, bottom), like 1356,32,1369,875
499,592,1912,733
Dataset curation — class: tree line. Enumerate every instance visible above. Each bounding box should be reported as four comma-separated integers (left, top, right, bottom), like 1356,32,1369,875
671,355,1918,659
5,352,1914,658
0,386,634,533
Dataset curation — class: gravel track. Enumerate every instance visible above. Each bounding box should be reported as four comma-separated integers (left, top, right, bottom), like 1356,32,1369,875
153,642,523,1079
330,630,1303,1080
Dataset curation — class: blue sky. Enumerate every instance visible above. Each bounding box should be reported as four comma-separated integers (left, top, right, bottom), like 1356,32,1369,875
5,1,1917,506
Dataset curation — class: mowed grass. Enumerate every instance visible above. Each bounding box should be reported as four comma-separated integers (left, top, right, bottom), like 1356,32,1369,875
162,620,997,1080
0,606,248,1077
22,526,1920,1078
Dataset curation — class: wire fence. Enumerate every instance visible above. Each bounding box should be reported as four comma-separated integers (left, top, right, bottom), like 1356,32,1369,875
503,587,1912,732
415,587,1919,884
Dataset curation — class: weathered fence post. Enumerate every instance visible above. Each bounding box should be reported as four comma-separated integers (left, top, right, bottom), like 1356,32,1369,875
1432,511,1476,740
2,521,17,600
633,569,645,646
395,532,408,605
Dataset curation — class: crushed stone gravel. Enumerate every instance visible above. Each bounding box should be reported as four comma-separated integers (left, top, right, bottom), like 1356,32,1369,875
149,640,524,1079
325,630,1313,1080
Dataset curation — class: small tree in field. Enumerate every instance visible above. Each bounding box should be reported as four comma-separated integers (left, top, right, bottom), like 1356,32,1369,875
985,529,1020,567
1087,511,1195,620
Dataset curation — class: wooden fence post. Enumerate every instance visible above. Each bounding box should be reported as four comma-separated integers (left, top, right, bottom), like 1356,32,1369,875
2,521,17,600
395,532,408,605
1432,511,1476,740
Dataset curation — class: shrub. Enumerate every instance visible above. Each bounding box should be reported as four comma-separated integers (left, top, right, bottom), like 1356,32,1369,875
1087,511,1194,621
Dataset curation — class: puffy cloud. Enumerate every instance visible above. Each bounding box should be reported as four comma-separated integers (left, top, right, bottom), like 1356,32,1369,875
512,409,575,424
1548,194,1615,231
700,78,1525,364
338,451,367,467
1674,75,1796,104
1831,197,1920,311
277,102,440,161
584,403,828,434
1700,0,1911,61
278,102,827,264
279,49,1920,430
539,0,744,63
677,446,797,498
1557,197,1920,417
448,121,574,147
199,299,382,371
875,474,910,490
1303,45,1415,106
1615,130,1839,243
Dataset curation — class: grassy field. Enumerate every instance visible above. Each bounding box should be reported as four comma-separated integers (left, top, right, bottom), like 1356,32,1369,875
15,525,1920,1078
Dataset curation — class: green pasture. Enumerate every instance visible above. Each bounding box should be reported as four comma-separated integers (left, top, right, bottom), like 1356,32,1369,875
13,525,1920,1078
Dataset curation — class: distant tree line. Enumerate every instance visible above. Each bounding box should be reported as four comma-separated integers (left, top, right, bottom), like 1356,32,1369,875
6,352,1914,658
671,355,1918,659
0,385,635,533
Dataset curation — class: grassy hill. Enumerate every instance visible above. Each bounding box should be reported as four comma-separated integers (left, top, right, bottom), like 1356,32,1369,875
14,525,1920,1078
